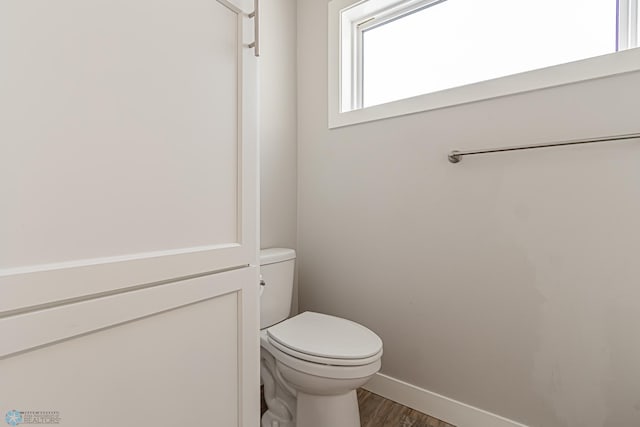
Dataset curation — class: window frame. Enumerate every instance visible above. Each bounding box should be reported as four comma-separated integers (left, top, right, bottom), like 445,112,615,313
618,0,639,50
328,0,640,128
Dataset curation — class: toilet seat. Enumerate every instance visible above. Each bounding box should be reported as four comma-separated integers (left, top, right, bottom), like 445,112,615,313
261,331,382,380
266,312,383,367
268,336,383,366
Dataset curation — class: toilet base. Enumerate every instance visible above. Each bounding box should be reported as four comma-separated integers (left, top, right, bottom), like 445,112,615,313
297,390,360,427
261,348,296,427
260,328,381,427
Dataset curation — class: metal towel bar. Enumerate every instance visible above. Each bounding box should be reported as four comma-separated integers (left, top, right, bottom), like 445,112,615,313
448,132,640,164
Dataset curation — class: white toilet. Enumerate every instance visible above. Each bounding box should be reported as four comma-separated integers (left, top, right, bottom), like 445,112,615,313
260,248,383,427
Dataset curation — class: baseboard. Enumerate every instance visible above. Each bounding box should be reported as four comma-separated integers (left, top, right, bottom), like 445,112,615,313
362,373,529,427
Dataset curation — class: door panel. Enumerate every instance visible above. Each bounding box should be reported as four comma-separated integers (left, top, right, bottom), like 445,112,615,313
0,0,259,425
0,267,259,427
0,0,258,313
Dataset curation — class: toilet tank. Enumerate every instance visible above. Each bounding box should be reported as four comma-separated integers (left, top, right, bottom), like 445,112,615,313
260,248,296,329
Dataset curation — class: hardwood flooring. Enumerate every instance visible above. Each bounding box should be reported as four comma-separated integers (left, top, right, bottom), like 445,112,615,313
260,387,455,427
357,389,455,427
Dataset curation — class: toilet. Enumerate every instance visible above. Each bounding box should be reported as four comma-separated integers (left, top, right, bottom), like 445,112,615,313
260,248,383,427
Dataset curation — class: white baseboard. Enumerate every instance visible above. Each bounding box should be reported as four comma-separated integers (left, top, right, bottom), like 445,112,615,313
363,373,529,427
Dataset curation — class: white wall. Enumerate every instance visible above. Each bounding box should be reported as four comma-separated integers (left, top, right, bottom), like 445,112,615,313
259,0,298,311
296,0,640,426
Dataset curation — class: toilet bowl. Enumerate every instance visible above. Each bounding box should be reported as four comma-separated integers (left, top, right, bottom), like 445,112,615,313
259,249,383,427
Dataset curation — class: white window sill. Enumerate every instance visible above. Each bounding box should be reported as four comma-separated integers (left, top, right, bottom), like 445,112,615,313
328,46,640,129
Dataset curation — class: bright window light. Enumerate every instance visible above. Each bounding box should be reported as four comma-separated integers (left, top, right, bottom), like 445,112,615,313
361,0,620,108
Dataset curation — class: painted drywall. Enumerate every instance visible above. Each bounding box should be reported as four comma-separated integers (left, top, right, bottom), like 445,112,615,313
296,0,640,426
259,0,298,312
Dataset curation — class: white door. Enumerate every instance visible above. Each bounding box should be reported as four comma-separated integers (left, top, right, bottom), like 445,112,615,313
0,0,259,425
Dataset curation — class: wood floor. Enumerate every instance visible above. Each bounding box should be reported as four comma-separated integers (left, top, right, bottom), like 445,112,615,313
260,387,455,427
357,389,455,427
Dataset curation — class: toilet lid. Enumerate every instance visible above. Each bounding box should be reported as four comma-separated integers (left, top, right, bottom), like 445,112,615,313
266,312,383,361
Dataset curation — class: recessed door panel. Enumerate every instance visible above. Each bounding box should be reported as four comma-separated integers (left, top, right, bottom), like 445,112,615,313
0,294,238,427
0,0,240,268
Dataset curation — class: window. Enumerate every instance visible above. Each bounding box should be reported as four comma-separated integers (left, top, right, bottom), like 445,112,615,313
328,0,640,127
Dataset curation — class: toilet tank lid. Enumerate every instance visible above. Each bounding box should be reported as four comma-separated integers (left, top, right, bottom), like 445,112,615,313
260,248,296,265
